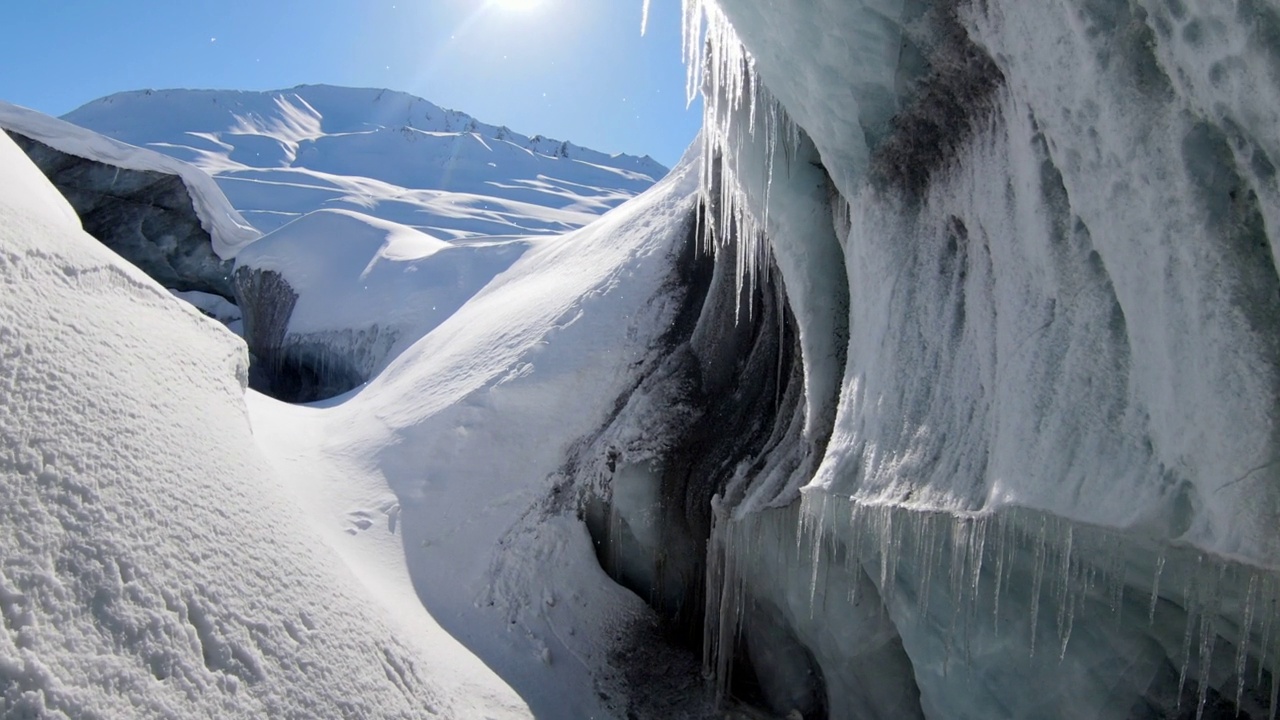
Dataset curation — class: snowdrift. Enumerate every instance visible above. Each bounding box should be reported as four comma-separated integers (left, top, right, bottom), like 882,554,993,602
234,208,529,401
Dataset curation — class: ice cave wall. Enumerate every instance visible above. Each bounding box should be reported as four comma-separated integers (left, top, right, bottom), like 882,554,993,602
6,130,239,301
590,0,1280,717
0,102,258,304
697,0,1280,559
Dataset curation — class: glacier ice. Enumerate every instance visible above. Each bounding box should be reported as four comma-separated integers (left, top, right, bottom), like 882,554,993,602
575,0,1280,717
6,130,239,301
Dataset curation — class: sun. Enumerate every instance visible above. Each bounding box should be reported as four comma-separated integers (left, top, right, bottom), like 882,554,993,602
488,0,543,11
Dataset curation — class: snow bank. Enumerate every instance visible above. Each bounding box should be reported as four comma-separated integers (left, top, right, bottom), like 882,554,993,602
237,208,526,337
0,130,526,718
233,208,530,401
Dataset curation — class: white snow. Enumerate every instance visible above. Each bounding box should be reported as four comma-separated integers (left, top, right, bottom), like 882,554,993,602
0,101,260,258
62,86,667,239
236,208,528,346
0,129,528,719
241,144,705,716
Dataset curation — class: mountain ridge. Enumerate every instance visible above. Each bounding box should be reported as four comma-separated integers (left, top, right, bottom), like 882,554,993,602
62,84,668,238
65,84,667,179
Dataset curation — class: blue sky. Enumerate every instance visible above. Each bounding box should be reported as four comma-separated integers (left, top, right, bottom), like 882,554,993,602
0,1,701,167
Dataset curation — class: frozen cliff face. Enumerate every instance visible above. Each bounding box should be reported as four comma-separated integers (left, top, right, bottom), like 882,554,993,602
588,0,1280,717
6,131,238,300
0,101,260,302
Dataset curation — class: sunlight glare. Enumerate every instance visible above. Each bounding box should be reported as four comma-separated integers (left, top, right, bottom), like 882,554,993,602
488,0,544,12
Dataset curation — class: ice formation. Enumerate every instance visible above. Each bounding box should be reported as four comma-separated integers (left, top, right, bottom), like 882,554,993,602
580,0,1280,717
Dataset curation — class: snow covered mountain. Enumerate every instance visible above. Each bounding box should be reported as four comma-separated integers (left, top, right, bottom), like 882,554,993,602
4,0,1280,719
62,85,668,238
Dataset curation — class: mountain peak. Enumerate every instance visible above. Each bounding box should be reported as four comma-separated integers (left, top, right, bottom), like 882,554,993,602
61,85,669,239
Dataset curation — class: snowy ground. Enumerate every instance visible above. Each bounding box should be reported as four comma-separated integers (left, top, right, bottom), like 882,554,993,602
239,143,707,716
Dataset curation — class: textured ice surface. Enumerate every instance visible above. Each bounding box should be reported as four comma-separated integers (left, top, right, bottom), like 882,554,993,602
581,0,1280,717
7,130,239,300
0,100,259,257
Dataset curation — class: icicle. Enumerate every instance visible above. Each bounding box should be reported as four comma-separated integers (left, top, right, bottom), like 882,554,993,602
1269,620,1280,712
808,505,826,617
1258,591,1274,688
993,514,1008,636
679,0,797,321
1029,517,1048,657
1178,556,1203,709
1150,553,1166,625
1059,554,1079,660
1055,526,1072,633
1238,574,1258,712
917,513,938,624
1196,610,1217,720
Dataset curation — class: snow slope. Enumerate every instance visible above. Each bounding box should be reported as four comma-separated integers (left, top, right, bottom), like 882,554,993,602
233,208,532,399
0,129,528,719
240,142,710,717
63,85,668,238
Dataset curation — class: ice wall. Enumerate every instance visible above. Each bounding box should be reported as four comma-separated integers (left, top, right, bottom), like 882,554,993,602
588,0,1280,717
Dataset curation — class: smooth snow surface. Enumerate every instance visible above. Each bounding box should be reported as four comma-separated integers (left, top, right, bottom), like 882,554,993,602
0,101,259,258
236,208,526,342
0,130,528,719
63,86,667,239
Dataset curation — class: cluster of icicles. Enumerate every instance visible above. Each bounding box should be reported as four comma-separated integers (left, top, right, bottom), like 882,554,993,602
641,1,1280,718
705,494,1280,719
649,0,803,317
